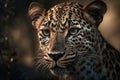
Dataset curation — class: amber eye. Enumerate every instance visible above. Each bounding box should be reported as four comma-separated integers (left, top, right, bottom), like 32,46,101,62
42,29,50,36
69,28,79,35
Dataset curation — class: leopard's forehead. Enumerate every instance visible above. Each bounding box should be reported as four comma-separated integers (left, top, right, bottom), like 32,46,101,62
41,2,84,32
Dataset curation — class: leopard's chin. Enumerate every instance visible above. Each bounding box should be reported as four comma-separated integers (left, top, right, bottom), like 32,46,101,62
50,67,70,76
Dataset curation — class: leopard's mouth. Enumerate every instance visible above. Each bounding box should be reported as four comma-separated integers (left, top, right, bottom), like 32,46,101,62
50,66,70,75
49,60,76,75
43,53,77,75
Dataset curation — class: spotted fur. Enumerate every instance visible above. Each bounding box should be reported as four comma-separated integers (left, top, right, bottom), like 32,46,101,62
28,1,120,80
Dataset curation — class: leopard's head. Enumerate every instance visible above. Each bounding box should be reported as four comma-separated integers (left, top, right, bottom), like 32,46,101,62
28,1,107,76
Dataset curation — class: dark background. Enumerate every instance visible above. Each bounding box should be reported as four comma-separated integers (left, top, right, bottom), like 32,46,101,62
0,0,120,80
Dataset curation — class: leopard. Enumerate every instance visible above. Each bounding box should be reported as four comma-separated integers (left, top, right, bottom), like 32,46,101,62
28,1,120,80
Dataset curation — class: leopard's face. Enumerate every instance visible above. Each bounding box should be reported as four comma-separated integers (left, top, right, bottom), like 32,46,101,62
28,1,107,76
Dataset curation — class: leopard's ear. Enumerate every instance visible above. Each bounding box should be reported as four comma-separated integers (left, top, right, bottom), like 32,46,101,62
84,0,107,26
28,2,46,29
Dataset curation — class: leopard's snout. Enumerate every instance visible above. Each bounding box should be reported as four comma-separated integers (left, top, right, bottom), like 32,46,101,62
48,52,65,61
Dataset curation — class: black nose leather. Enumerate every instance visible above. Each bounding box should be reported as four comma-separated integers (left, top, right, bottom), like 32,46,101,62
48,52,65,61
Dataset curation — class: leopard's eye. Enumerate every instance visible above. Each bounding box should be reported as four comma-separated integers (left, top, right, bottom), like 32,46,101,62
69,28,79,35
41,29,50,36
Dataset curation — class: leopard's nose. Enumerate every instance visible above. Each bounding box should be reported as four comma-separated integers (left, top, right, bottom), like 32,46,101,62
48,52,65,61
